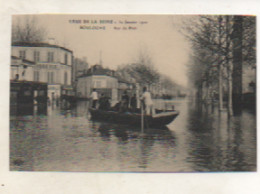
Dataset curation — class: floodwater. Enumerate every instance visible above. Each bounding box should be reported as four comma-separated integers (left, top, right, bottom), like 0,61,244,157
10,99,256,172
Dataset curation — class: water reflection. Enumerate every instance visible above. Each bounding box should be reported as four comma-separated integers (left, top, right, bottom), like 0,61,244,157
10,99,256,172
185,102,256,172
98,124,112,141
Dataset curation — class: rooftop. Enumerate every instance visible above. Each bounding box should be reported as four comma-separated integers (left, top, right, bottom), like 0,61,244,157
12,42,73,53
79,64,116,78
78,64,135,84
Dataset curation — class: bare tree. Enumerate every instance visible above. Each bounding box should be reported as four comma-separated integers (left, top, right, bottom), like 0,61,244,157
224,16,234,116
117,46,181,99
242,16,256,67
12,16,47,43
117,62,160,87
184,16,222,105
117,47,160,88
183,15,256,116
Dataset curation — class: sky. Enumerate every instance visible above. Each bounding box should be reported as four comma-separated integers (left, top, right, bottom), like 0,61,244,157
13,15,191,87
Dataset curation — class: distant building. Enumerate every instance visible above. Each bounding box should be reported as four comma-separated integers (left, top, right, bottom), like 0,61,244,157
72,57,89,86
77,65,118,104
11,42,73,102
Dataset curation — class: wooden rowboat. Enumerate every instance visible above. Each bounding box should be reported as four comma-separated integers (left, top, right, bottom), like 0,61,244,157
89,108,179,127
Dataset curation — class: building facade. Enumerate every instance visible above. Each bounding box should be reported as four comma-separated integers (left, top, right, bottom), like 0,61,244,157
11,42,73,102
77,65,118,105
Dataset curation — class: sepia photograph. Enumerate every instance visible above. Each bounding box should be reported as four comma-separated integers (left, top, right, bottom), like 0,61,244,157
9,14,256,172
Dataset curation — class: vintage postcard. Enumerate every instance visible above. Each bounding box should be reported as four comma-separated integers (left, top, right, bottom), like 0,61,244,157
0,1,259,192
9,14,256,173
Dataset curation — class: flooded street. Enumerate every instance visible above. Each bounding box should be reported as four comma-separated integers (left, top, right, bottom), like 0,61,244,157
10,99,256,172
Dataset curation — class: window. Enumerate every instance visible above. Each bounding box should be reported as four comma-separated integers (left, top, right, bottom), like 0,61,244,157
52,72,54,83
19,50,26,59
96,81,101,88
47,52,54,62
47,72,54,84
34,51,40,62
34,71,40,81
64,53,68,65
47,72,50,83
64,72,68,85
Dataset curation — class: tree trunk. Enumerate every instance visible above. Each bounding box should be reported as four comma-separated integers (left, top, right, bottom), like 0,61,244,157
227,61,233,117
218,63,223,111
226,16,233,117
218,16,224,111
197,81,203,103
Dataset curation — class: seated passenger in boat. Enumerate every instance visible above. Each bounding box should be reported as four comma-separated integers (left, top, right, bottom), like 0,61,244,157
119,91,130,112
98,93,111,110
130,93,137,112
111,101,121,111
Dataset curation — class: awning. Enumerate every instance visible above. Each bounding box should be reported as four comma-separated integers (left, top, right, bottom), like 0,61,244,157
62,85,74,90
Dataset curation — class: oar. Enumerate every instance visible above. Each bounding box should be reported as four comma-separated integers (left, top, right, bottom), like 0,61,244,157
141,101,144,133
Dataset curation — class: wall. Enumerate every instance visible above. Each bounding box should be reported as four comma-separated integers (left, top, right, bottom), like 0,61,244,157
10,65,34,81
10,58,34,81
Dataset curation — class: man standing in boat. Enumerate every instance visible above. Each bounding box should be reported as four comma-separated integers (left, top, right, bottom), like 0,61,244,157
90,88,98,109
141,87,155,116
